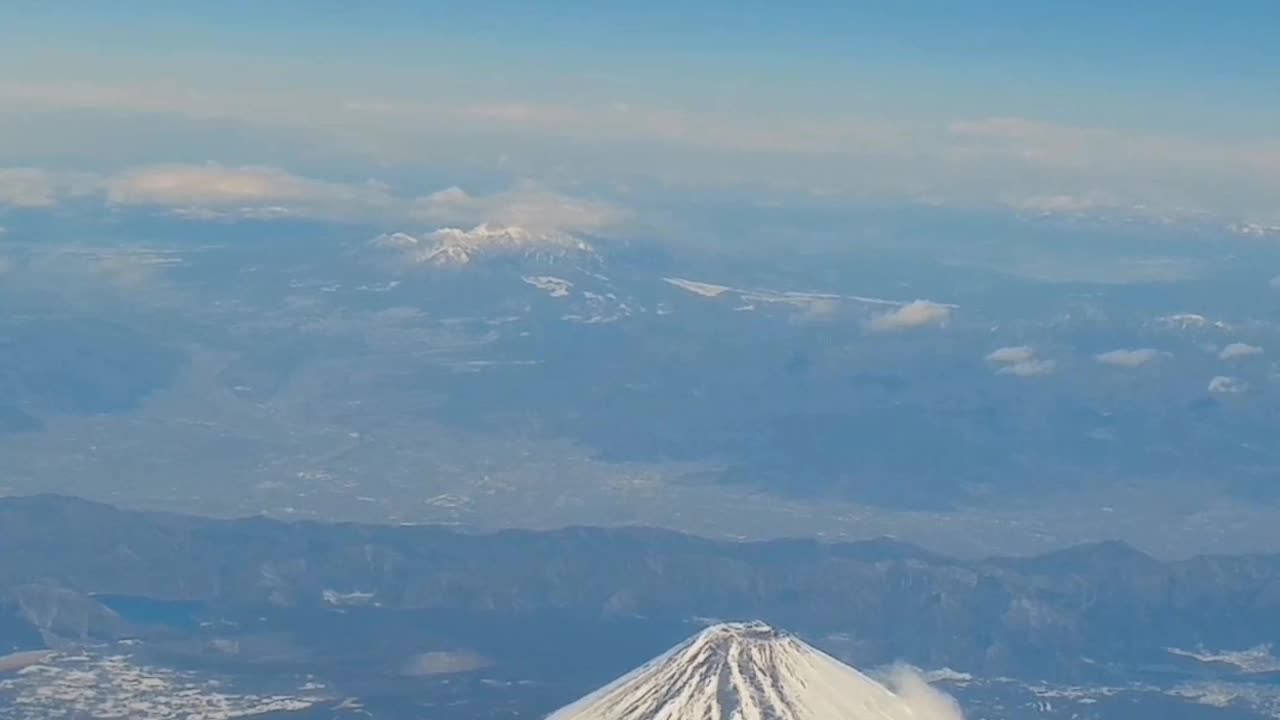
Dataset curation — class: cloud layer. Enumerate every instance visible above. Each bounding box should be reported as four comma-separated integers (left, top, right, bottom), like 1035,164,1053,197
0,164,626,234
0,168,56,208
4,73,1279,224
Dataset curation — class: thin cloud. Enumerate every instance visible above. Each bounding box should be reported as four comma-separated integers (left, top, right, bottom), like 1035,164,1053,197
1220,342,1264,360
789,297,842,325
998,359,1057,377
1096,348,1162,368
884,665,966,720
948,117,1280,180
401,650,493,677
868,300,951,332
1208,375,1247,394
0,168,57,208
1003,192,1122,214
949,116,1280,222
987,345,1057,376
410,182,626,236
986,346,1037,365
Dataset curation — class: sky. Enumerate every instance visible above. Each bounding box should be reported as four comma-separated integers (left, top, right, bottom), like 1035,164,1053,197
1,1,1279,225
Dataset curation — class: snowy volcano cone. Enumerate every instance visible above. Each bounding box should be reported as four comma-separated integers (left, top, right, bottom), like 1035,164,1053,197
547,621,961,719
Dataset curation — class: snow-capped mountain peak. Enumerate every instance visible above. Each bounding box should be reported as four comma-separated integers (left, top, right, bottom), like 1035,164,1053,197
547,621,962,720
374,223,596,267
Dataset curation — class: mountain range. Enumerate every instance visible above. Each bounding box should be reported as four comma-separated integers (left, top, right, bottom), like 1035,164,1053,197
3,494,1280,683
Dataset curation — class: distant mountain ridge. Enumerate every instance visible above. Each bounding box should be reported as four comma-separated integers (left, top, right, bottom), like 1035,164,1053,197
2,494,1280,679
372,224,598,267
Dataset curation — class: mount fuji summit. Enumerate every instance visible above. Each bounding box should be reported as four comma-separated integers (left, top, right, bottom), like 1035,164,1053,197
546,621,964,720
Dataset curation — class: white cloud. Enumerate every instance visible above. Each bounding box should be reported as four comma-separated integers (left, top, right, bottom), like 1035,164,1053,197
104,164,397,220
0,168,57,207
1208,375,1247,394
410,183,626,236
884,664,966,720
868,300,951,332
986,346,1037,365
1096,348,1162,368
1270,275,1280,289
987,345,1058,376
998,359,1057,377
1220,342,1264,360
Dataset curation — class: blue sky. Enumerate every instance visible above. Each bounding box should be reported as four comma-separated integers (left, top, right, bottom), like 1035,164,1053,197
1,1,1278,225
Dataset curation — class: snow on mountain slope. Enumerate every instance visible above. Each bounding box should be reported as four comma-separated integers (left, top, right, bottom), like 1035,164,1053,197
546,621,964,720
375,224,596,267
524,275,574,298
662,277,948,311
663,277,733,298
1166,644,1280,674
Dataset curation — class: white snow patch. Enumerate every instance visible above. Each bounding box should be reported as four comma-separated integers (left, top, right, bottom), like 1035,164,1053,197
1157,313,1231,332
1161,313,1208,328
322,589,376,607
917,667,976,685
664,277,733,297
523,275,574,297
663,277,940,315
1166,645,1280,674
0,651,318,719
